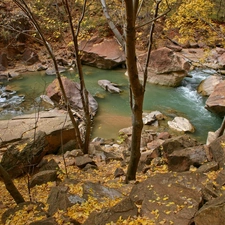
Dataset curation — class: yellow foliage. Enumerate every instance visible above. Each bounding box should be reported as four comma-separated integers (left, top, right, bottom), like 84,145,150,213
5,204,46,225
165,0,218,45
66,196,122,223
106,216,156,225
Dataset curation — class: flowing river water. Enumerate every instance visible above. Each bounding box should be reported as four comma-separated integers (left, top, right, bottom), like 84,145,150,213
0,66,222,142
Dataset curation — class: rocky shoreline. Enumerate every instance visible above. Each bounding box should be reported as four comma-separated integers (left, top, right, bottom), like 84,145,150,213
1,37,225,224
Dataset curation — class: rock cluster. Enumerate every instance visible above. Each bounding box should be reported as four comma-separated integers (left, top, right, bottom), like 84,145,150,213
1,122,225,224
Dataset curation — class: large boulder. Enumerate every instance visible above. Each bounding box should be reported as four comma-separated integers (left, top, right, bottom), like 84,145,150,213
167,145,208,172
46,77,98,116
149,47,190,74
2,202,47,225
21,48,39,65
218,52,225,68
7,12,30,43
0,131,49,178
47,185,86,216
29,170,58,188
82,182,123,201
138,47,190,87
205,80,225,116
79,37,125,69
162,135,198,155
198,75,223,96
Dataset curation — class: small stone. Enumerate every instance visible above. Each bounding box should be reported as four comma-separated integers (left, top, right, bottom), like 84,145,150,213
114,168,125,178
29,170,58,188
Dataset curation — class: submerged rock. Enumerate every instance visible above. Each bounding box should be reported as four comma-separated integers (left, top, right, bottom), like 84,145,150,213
142,111,164,125
45,66,66,75
98,80,122,93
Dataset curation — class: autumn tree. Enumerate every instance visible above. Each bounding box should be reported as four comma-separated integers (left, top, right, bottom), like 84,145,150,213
165,0,218,45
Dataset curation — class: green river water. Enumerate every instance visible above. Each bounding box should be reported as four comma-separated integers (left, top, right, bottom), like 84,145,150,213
0,66,222,142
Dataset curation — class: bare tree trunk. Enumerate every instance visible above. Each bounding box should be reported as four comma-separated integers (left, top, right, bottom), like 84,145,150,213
62,0,91,154
124,0,144,181
125,0,162,181
0,164,25,204
99,0,166,181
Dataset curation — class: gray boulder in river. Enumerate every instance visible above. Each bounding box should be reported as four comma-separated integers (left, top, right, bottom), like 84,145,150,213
98,80,122,93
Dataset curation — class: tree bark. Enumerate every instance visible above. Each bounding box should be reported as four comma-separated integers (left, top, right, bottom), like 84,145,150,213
0,164,25,204
124,0,144,181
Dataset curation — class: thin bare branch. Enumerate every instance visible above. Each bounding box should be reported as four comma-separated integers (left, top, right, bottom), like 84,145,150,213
143,0,161,88
136,1,171,29
0,164,25,204
62,0,91,154
13,0,83,149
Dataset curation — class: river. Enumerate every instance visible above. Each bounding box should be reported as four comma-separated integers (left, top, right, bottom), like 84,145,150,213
0,66,222,142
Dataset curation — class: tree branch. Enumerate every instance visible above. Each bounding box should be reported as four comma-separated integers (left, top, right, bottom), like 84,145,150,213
0,164,25,204
13,0,83,149
136,1,171,29
100,0,125,49
143,0,161,88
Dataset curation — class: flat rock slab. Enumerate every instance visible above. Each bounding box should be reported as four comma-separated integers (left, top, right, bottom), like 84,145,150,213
0,109,73,145
130,172,207,225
